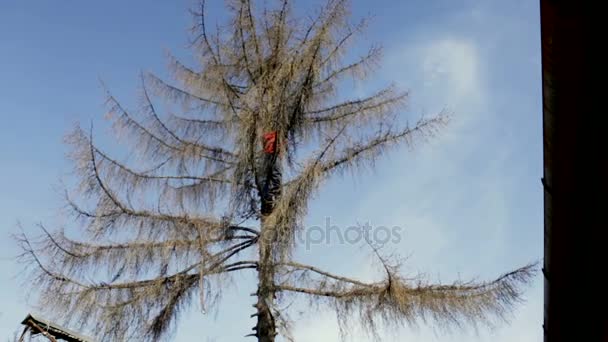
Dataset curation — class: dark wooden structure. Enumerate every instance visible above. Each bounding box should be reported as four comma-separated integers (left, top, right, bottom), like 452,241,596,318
19,314,93,342
541,1,605,341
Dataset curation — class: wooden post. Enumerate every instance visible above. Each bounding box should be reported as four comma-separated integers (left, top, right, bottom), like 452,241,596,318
541,1,605,341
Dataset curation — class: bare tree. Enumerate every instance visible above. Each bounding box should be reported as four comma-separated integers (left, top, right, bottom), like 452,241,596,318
15,0,535,341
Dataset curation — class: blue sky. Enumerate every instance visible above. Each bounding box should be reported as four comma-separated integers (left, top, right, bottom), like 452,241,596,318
0,0,541,341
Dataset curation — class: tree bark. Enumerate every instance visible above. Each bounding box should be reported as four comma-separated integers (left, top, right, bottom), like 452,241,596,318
254,217,277,341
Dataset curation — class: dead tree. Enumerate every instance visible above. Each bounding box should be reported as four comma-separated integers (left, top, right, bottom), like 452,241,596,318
16,0,535,341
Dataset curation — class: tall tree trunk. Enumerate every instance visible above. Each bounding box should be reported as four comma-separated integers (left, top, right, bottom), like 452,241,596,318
254,131,281,340
255,218,277,341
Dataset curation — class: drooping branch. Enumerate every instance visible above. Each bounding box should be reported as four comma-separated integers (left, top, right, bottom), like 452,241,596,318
318,16,369,69
38,223,255,271
73,126,231,183
145,72,241,112
141,72,239,155
276,284,373,298
18,226,258,340
278,261,369,287
277,263,537,334
104,88,236,172
64,127,241,240
15,231,90,289
166,113,235,140
305,86,404,116
313,44,383,90
167,53,247,106
304,86,407,132
319,114,449,176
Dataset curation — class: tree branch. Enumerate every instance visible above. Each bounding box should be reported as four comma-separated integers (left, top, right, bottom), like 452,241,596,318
278,261,369,287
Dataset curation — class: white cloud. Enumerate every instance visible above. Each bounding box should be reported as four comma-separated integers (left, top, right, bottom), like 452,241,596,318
383,36,487,151
421,39,480,98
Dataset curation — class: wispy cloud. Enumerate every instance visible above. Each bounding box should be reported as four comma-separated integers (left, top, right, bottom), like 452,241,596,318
288,3,541,341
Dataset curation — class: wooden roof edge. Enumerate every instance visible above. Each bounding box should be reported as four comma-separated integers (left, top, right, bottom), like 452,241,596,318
21,313,94,342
